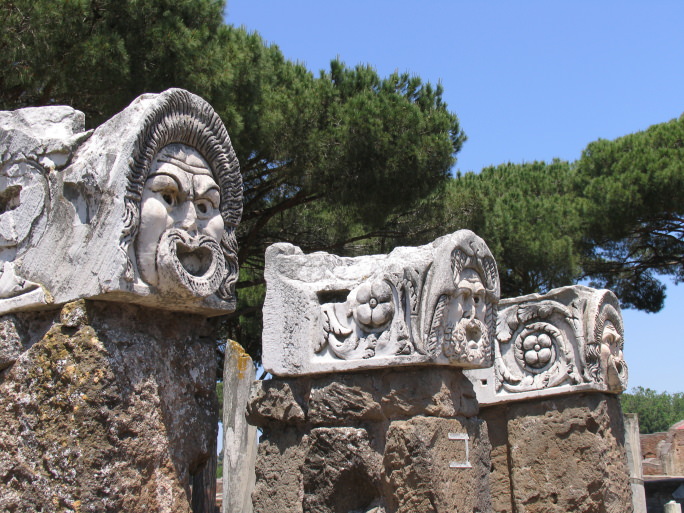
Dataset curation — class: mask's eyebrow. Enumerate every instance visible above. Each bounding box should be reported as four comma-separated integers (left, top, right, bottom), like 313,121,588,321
148,171,183,191
194,177,221,198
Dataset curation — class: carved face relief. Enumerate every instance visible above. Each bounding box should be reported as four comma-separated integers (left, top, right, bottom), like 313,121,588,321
600,320,627,390
449,268,487,323
442,268,490,364
136,144,226,297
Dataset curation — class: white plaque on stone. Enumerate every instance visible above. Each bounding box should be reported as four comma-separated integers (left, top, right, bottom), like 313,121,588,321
466,285,628,404
262,230,500,376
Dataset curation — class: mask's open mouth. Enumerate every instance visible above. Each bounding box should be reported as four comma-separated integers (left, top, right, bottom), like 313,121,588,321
465,319,483,343
176,243,213,277
155,229,226,297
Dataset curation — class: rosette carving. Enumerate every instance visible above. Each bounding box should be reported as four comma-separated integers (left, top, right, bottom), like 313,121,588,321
314,230,499,367
495,299,583,393
320,276,412,360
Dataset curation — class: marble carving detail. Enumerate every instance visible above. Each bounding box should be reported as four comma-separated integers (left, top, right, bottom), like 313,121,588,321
495,297,584,393
585,290,628,391
479,286,628,400
318,233,499,365
0,89,242,315
262,230,500,376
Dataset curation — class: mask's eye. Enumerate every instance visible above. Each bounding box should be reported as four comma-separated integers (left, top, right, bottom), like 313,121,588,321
146,175,179,207
195,199,215,218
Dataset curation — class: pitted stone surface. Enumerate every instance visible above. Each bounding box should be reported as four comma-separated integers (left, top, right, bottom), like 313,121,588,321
0,315,22,370
252,427,308,513
263,230,500,376
252,414,491,513
0,310,55,371
248,367,478,428
481,393,633,513
0,301,218,512
248,380,307,426
250,367,490,513
384,416,491,513
308,381,385,425
303,427,384,513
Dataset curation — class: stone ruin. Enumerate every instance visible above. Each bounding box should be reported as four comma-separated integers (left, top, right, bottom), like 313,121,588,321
248,231,633,512
0,90,637,513
0,89,241,512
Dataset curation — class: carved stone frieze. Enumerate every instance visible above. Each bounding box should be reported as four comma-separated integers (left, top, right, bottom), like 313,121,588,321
466,285,628,404
0,89,242,315
262,229,500,376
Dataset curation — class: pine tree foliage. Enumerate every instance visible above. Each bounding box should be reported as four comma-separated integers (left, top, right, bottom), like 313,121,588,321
577,115,684,312
1,0,229,127
460,160,583,297
4,0,684,360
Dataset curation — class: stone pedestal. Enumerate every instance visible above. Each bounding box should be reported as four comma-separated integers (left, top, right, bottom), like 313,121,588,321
248,367,492,513
222,341,257,513
0,301,218,513
481,393,633,513
624,413,647,513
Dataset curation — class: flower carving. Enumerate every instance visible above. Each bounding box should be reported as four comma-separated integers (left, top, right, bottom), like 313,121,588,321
522,332,553,368
353,280,393,329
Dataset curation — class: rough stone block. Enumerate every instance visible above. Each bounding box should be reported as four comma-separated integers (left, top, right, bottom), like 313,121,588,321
303,427,384,513
248,367,479,430
263,230,500,376
0,301,218,512
247,380,307,426
384,416,492,513
252,415,492,513
504,394,632,513
250,366,489,513
252,427,308,513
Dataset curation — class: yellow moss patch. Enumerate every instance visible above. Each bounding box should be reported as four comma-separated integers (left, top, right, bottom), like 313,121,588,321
227,339,252,380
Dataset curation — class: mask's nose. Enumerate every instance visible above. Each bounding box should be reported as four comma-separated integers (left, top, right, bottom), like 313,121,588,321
175,201,198,235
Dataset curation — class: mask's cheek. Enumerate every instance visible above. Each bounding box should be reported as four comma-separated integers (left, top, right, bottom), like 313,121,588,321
136,194,173,286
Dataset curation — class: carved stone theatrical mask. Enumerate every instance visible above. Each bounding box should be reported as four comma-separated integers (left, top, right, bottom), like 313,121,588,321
586,292,628,392
441,267,490,363
0,89,242,316
136,144,226,297
424,240,499,368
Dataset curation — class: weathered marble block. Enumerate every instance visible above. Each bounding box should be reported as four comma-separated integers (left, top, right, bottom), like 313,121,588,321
263,230,500,376
0,89,242,316
466,285,628,404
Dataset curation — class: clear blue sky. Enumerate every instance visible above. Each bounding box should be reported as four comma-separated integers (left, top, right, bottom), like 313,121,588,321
224,1,684,393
